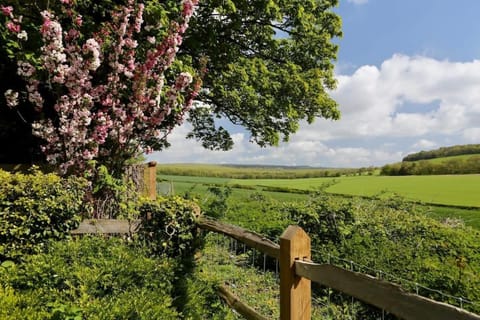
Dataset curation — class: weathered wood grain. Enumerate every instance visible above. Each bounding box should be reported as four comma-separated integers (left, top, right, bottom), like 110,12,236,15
197,217,280,259
280,226,311,320
295,260,480,320
218,285,269,320
71,219,140,235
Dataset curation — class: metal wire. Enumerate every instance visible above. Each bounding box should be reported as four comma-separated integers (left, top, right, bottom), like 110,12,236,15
201,215,477,311
311,248,478,310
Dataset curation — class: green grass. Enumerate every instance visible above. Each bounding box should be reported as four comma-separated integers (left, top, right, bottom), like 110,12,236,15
160,174,480,229
159,174,231,185
167,180,309,204
328,175,480,207
160,171,480,208
424,206,480,227
197,234,349,319
226,175,480,207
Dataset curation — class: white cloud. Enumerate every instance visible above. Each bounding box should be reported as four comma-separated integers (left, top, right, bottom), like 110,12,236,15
149,54,480,167
463,128,480,143
412,139,437,149
310,55,480,140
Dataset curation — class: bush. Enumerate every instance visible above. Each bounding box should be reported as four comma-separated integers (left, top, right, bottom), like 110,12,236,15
285,193,355,247
0,168,88,261
225,192,291,240
0,237,179,319
137,196,202,259
222,191,480,315
89,164,141,219
203,186,232,219
302,195,480,314
261,185,311,194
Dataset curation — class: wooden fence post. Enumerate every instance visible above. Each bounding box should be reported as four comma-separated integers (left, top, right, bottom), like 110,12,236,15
144,161,157,200
280,225,311,320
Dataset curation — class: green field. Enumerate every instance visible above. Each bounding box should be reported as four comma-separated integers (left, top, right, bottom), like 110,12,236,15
158,172,480,228
159,173,480,207
221,175,478,207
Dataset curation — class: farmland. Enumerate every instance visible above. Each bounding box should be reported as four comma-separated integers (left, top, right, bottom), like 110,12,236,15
155,163,372,179
158,169,480,228
232,175,480,207
158,172,480,207
416,153,480,164
160,165,480,316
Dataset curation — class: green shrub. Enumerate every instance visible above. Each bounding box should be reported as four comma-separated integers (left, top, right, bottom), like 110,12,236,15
0,237,179,319
0,168,88,261
137,196,202,259
285,193,355,247
224,191,291,239
215,191,480,315
203,186,232,219
261,185,311,194
89,164,140,219
303,195,480,314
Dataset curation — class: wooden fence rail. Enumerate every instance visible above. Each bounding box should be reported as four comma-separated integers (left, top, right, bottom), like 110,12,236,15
197,217,280,259
71,219,138,235
295,260,479,320
71,218,480,320
218,285,269,320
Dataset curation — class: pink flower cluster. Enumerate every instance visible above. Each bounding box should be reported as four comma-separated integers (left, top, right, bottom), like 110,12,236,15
2,5,22,34
6,0,201,175
1,5,13,17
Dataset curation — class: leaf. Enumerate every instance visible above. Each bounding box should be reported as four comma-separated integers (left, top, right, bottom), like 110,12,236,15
1,260,15,268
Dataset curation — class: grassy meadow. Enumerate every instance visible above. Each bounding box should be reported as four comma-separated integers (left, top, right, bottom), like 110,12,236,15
158,166,480,228
159,172,480,207
228,175,480,207
156,163,368,178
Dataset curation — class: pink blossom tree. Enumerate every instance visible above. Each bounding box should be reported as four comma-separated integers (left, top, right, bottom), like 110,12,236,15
2,0,201,178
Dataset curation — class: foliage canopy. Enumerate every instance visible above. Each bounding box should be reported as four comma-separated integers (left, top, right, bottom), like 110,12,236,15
1,0,201,176
184,0,342,149
0,0,342,164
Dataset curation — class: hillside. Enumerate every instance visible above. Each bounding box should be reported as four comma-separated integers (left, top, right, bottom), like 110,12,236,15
402,144,480,161
381,153,480,175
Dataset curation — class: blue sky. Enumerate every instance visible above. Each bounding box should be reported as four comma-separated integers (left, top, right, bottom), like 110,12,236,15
149,0,480,167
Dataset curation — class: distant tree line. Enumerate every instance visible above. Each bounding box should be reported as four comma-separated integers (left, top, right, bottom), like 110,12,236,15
381,156,480,176
157,165,378,179
402,144,480,162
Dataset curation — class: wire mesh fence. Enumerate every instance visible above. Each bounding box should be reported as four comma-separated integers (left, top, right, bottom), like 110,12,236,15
200,215,479,319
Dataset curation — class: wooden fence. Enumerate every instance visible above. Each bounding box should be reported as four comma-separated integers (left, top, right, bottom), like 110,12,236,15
72,218,480,320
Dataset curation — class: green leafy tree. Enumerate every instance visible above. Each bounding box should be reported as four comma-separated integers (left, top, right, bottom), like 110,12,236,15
1,0,342,162
184,0,342,149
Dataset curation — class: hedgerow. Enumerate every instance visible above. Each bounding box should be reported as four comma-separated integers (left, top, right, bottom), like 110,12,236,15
206,187,480,315
0,168,88,261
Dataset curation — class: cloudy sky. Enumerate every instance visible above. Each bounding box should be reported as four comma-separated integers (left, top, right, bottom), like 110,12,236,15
149,0,480,168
